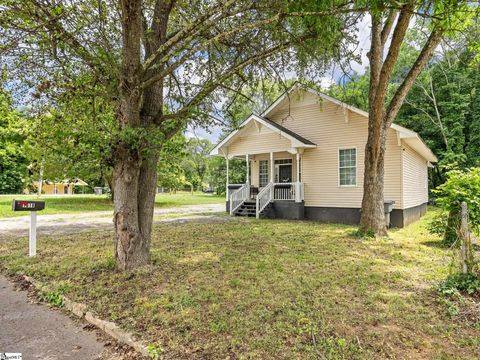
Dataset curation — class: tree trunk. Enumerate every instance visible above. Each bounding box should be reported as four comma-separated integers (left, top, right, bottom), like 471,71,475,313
112,0,172,270
360,114,388,235
359,6,442,236
37,158,44,196
113,0,148,270
113,143,150,270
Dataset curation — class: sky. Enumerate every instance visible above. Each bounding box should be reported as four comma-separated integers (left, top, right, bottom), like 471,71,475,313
187,16,373,145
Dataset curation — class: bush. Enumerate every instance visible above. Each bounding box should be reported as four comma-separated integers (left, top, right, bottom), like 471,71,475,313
438,273,480,296
431,167,480,245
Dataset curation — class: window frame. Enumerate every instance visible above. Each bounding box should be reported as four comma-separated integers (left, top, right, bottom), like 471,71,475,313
338,147,357,187
258,159,269,188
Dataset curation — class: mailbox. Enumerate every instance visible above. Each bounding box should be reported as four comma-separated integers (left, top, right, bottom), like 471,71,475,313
12,200,45,257
12,200,45,212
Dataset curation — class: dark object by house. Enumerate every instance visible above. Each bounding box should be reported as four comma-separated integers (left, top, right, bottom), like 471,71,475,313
384,200,395,228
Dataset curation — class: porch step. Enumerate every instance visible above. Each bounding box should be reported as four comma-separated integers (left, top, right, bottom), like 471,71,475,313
234,201,256,217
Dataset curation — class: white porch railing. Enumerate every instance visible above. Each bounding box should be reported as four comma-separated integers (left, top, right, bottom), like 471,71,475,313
229,183,249,215
273,182,304,202
256,182,274,218
227,184,244,200
255,182,304,218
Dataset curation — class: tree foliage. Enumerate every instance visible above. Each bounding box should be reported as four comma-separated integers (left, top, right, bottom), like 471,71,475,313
0,87,28,194
157,133,189,192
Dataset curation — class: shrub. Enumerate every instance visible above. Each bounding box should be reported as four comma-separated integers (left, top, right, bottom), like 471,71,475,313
438,273,480,296
431,167,480,245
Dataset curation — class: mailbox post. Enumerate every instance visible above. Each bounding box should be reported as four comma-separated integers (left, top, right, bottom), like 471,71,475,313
12,200,45,257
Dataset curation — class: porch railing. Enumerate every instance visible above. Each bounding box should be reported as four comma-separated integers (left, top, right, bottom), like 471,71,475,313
273,182,304,202
229,183,249,215
227,184,244,200
256,182,274,218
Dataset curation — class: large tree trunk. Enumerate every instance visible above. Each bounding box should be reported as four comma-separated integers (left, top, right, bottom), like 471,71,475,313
113,144,150,270
113,0,171,270
360,119,388,235
113,0,148,270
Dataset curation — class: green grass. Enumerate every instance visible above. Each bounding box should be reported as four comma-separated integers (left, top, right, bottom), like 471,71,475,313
0,192,223,218
0,211,478,359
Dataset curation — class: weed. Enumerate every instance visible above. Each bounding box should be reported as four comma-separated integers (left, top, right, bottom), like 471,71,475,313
209,319,227,333
438,273,480,296
39,290,64,307
146,343,164,359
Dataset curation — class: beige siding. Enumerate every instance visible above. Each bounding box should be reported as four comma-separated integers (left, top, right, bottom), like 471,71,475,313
227,129,292,156
268,92,404,209
402,144,428,208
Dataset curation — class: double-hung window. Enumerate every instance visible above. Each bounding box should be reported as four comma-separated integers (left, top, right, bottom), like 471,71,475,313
259,160,269,187
339,148,357,186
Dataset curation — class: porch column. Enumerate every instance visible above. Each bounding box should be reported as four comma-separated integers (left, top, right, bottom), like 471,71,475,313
246,154,249,184
270,151,274,183
225,156,229,201
296,152,301,182
295,151,301,203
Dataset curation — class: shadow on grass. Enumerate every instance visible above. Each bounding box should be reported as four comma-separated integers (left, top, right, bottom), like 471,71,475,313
421,240,450,249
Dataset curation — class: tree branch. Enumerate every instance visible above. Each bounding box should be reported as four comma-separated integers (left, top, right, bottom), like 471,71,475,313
381,8,398,47
142,0,238,72
377,3,414,102
160,41,295,122
142,13,284,87
29,1,104,73
385,27,444,126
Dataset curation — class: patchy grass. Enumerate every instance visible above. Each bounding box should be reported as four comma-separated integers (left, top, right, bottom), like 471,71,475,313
154,192,223,208
0,211,478,359
0,192,223,218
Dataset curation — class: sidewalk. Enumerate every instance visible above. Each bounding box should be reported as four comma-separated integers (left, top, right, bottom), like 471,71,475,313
0,276,105,360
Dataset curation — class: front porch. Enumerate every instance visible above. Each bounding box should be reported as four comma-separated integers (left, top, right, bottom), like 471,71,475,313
209,113,316,219
225,151,305,219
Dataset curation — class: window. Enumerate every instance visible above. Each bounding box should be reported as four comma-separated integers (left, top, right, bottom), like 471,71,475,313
274,159,292,165
259,160,269,187
339,148,356,186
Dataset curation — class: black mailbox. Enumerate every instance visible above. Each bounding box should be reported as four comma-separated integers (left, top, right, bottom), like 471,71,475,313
12,200,45,212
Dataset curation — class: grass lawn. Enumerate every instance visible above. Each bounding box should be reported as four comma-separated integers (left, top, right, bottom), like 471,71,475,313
0,192,223,218
1,211,478,359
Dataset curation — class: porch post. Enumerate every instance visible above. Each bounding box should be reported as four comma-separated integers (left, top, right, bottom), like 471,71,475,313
296,152,301,182
270,151,274,183
225,156,229,201
295,151,301,203
246,154,249,184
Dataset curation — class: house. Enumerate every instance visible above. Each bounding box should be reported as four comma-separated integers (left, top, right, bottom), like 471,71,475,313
26,179,88,195
210,84,437,227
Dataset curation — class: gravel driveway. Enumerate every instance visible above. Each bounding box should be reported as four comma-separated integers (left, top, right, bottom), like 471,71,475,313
0,203,225,237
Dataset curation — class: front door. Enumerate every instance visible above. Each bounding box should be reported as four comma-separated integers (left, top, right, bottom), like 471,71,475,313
276,164,292,183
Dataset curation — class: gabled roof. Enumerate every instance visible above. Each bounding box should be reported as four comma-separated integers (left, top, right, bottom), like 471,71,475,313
262,83,370,119
261,83,437,163
210,113,316,156
260,116,315,146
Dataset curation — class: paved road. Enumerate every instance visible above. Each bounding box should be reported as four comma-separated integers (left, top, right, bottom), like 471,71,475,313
0,203,225,237
0,276,105,360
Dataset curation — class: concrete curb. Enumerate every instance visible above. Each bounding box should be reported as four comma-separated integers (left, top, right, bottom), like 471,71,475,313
23,275,150,358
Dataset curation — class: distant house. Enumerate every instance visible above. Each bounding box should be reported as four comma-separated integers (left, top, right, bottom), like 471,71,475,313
210,84,437,228
27,179,88,195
